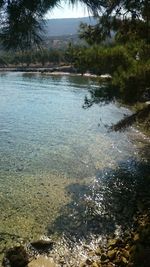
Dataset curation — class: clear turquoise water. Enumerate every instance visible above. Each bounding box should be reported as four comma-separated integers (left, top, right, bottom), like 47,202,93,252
0,72,149,258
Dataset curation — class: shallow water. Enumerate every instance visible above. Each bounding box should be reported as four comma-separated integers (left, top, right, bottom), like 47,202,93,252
0,72,149,259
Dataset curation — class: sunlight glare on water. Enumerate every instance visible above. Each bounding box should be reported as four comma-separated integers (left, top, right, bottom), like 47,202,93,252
0,72,149,260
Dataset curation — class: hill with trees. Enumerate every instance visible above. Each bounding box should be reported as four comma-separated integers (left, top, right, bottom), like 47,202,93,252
44,17,96,37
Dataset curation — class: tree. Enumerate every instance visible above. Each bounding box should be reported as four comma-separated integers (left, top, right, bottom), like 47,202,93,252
0,0,149,49
78,1,150,130
0,0,149,130
79,0,150,45
0,0,103,50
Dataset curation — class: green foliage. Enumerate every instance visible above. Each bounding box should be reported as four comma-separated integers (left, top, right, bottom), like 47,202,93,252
0,56,7,66
0,0,149,52
97,46,133,75
0,0,104,50
67,40,150,107
112,61,150,103
79,22,103,45
0,0,149,118
65,43,78,65
0,0,44,50
0,48,65,67
79,0,150,45
70,45,133,75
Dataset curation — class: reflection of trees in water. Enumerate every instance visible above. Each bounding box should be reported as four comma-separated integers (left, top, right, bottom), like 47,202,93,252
82,83,150,131
22,73,63,83
66,75,94,88
0,73,7,77
82,83,119,109
48,156,150,241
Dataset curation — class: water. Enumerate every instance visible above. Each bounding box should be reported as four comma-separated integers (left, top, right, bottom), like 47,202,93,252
0,72,149,259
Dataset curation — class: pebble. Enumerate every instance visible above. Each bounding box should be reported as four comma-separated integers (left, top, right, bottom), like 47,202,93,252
95,248,102,256
86,258,93,265
107,249,116,260
91,262,100,267
133,233,140,241
101,253,107,261
122,249,129,259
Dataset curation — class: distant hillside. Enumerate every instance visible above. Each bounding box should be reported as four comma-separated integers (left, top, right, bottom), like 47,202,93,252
43,17,96,37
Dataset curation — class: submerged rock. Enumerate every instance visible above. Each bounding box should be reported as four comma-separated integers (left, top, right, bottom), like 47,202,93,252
31,239,54,251
3,245,29,267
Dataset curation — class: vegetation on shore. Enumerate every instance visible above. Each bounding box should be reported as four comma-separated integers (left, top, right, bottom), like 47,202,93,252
69,1,150,131
0,49,66,67
0,1,149,131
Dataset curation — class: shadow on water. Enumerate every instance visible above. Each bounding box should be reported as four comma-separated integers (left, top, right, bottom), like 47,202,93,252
48,156,150,243
82,83,120,109
22,72,64,84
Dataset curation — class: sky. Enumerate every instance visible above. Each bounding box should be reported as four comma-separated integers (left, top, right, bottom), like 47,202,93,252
45,1,91,19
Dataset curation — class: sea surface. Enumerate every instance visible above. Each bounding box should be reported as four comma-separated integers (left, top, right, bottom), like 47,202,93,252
0,72,149,260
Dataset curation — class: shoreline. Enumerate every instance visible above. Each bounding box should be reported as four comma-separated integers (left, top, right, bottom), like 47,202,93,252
3,210,150,267
1,70,149,267
0,67,111,79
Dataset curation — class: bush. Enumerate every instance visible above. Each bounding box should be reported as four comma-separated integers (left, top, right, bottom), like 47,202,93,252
73,45,133,76
112,62,150,103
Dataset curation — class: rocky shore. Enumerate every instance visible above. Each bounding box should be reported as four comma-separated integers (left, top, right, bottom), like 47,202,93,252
2,211,150,267
2,151,150,267
0,70,149,267
0,66,76,74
